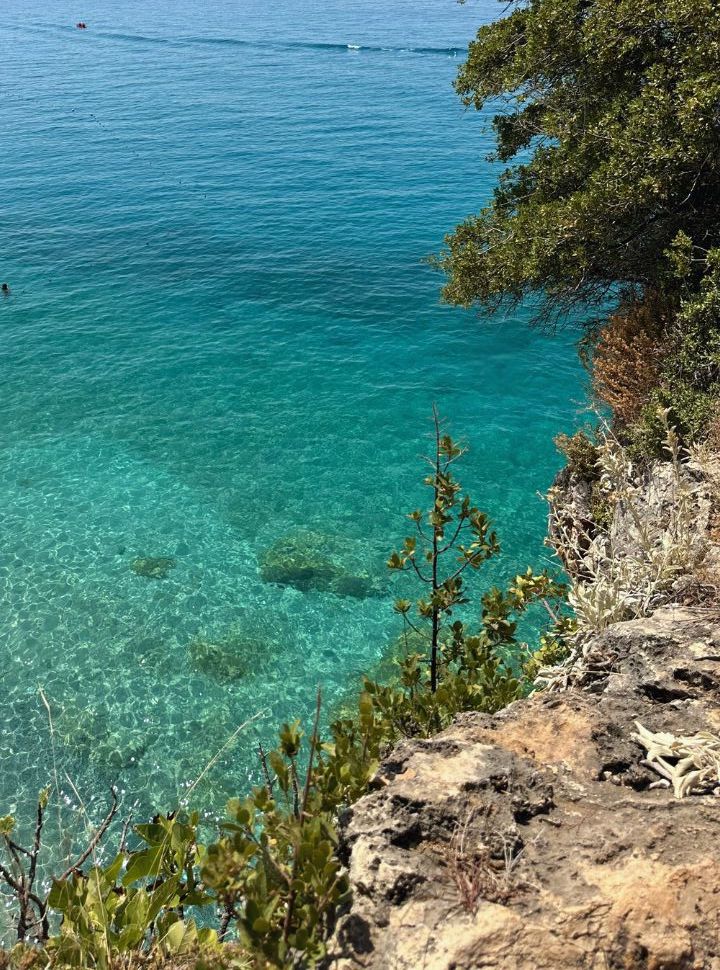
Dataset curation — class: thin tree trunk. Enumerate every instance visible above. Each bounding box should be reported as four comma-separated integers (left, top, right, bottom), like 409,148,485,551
430,404,441,692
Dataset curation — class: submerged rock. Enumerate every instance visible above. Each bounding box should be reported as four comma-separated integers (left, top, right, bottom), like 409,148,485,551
56,704,149,775
135,636,168,671
189,639,245,683
188,628,265,683
100,734,149,772
131,556,176,580
259,530,386,598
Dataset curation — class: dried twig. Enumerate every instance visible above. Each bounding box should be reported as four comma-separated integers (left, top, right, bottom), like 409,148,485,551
447,813,520,913
0,791,51,941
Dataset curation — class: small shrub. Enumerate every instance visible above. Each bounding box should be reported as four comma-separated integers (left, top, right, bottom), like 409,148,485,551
202,701,350,968
626,386,719,462
592,293,668,426
554,430,615,532
588,490,614,531
0,944,248,969
617,262,720,459
550,415,705,634
554,430,600,481
522,619,577,683
703,404,720,454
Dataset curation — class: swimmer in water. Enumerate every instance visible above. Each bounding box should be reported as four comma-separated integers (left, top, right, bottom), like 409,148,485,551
1,283,9,295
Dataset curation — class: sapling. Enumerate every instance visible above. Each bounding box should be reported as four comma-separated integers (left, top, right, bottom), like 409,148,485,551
388,404,500,691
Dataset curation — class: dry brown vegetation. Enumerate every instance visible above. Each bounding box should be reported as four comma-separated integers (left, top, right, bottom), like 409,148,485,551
592,293,669,425
446,813,524,913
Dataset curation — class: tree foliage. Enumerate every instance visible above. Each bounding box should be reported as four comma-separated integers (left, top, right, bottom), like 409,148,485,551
440,0,720,321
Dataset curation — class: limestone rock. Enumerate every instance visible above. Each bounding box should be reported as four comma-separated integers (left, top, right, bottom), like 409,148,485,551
327,607,720,969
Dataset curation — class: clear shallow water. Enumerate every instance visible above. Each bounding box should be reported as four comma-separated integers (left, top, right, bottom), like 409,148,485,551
0,0,586,855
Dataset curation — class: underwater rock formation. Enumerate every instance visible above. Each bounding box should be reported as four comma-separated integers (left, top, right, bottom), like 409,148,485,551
259,530,386,598
131,556,176,580
188,628,271,683
56,704,149,775
134,636,168,671
188,637,246,683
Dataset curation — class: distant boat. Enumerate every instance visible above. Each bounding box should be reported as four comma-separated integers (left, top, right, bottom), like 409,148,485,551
347,44,360,50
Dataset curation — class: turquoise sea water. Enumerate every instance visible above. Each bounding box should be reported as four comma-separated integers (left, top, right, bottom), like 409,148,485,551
0,0,586,854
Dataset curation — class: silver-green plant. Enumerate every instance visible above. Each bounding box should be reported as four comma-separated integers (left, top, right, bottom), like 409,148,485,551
552,410,705,635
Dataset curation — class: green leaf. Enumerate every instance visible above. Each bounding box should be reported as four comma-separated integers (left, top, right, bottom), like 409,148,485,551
252,916,270,935
162,918,187,954
358,692,374,730
122,844,165,886
47,878,74,914
147,874,181,922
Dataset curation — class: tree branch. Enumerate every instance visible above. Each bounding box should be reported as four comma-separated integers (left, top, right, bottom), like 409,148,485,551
55,787,118,883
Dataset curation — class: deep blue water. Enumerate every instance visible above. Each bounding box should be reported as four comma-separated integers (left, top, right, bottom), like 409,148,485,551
0,0,585,862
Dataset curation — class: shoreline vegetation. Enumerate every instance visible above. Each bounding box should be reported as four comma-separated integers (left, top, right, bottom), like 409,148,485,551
3,0,720,965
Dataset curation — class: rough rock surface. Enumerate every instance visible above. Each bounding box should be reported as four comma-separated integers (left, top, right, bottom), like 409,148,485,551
327,608,720,969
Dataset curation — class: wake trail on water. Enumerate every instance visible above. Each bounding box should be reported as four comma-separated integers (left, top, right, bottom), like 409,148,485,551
35,24,464,58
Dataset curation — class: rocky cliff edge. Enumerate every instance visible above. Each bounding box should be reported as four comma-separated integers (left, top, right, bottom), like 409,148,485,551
327,454,720,969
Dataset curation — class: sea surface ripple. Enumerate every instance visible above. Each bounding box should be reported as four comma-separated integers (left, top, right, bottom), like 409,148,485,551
0,0,585,859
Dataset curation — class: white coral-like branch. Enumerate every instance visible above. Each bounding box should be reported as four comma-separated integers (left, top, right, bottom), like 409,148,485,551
632,721,720,798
